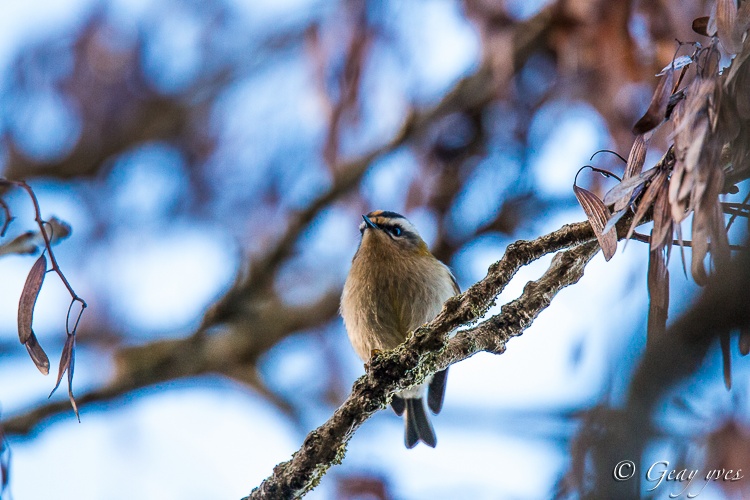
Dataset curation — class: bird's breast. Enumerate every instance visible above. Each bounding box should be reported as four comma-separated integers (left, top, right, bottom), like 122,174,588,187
341,254,454,360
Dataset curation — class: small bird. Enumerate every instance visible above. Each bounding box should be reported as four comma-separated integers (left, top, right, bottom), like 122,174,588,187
340,210,459,448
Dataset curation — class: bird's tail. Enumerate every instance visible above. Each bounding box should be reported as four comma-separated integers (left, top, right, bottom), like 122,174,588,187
404,398,436,448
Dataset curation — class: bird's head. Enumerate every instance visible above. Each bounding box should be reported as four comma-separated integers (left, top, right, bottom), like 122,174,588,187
357,210,431,258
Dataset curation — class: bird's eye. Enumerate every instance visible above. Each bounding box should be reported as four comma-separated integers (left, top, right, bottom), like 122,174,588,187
390,226,402,237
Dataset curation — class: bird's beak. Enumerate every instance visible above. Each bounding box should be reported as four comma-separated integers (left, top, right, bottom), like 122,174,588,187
362,215,378,230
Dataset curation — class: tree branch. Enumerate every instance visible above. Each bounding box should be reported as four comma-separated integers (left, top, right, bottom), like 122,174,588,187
246,220,604,499
1,291,341,436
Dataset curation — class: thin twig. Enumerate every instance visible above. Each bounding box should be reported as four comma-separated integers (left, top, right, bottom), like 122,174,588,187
631,231,747,252
0,179,86,418
14,181,87,310
0,198,12,237
725,193,750,230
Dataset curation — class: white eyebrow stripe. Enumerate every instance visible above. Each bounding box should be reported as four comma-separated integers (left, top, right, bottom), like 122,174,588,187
359,213,422,239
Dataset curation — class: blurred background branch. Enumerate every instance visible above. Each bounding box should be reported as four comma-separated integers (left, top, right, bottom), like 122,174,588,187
2,0,559,437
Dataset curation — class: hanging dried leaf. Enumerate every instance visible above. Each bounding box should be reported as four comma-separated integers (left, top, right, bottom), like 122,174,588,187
574,185,617,261
717,0,741,54
665,89,687,120
614,135,649,212
724,34,750,87
709,194,731,267
68,342,79,422
24,333,50,375
50,333,75,397
657,55,694,76
740,327,750,356
0,231,36,257
669,167,692,222
707,1,719,40
736,1,750,45
720,330,732,390
701,40,722,78
718,91,741,144
50,333,80,421
603,166,658,207
626,169,669,241
633,68,674,134
692,16,713,36
651,178,673,251
647,241,669,347
18,254,46,344
690,198,717,286
734,68,750,120
0,217,72,257
670,76,722,225
623,135,648,179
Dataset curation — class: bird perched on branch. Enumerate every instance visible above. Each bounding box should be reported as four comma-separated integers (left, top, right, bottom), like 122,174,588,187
340,210,459,448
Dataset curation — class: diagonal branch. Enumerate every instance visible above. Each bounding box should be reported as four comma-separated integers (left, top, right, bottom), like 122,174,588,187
1,291,341,436
246,223,605,499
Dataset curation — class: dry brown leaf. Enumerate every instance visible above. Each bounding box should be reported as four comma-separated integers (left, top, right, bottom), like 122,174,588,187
720,330,732,390
24,333,50,375
724,34,750,87
693,16,713,36
647,242,669,347
68,347,79,421
708,1,719,47
690,199,713,286
633,69,675,134
669,167,691,222
0,216,72,257
669,95,689,218
651,178,673,251
710,195,731,266
684,117,709,176
702,41,722,77
690,158,728,286
736,0,750,46
603,166,658,207
50,333,75,397
717,0,741,53
613,135,649,213
0,231,36,257
718,91,741,144
624,135,648,179
18,254,46,344
49,333,79,421
670,76,723,225
574,185,617,261
726,45,750,133
626,169,669,241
